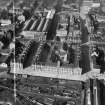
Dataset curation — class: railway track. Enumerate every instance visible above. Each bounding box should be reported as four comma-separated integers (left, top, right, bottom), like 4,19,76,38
0,77,83,104
0,84,81,102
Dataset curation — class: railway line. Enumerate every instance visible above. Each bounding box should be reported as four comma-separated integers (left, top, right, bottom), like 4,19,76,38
0,78,83,105
0,77,103,105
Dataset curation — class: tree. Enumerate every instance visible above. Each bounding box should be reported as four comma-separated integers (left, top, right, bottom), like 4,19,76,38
7,2,13,10
54,0,62,12
19,2,24,9
55,36,60,42
0,9,8,19
33,0,38,9
67,45,75,64
63,42,68,51
23,10,31,20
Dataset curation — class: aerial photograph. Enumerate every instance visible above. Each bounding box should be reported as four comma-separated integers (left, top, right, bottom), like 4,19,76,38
0,0,105,105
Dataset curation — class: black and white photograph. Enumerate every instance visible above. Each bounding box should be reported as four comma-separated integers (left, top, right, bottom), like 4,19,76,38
0,0,105,105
